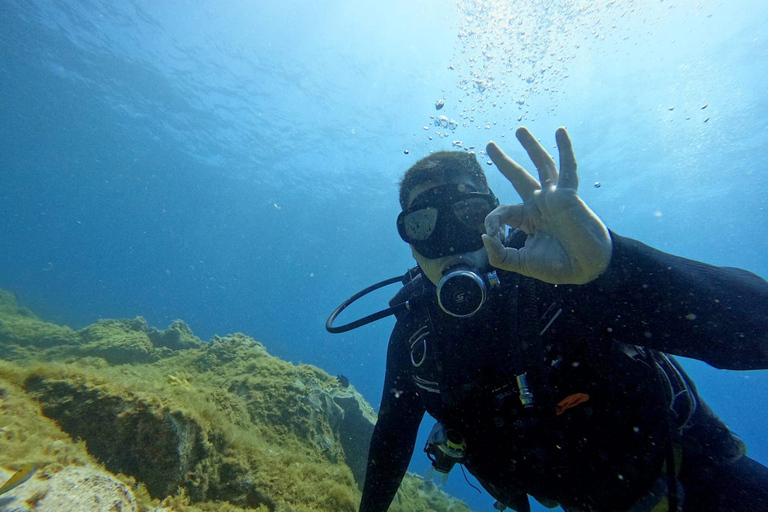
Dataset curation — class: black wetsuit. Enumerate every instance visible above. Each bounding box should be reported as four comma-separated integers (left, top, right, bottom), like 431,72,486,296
359,233,768,512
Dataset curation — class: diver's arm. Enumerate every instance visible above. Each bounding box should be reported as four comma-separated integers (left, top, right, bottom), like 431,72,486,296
359,326,425,512
573,232,768,370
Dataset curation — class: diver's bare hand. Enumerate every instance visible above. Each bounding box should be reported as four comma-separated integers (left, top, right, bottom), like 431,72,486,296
481,127,612,285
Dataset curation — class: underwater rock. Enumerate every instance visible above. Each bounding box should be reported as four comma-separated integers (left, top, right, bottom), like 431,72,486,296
331,388,377,488
69,317,201,364
394,473,474,512
18,372,277,507
0,286,474,512
76,318,157,364
0,290,78,350
19,369,279,509
148,319,203,351
303,388,345,459
22,372,214,499
0,465,137,512
0,298,201,365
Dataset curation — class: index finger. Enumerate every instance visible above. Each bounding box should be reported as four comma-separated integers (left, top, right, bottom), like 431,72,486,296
486,141,540,201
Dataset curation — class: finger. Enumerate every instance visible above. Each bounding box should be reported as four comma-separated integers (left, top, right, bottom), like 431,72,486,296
486,141,540,201
556,127,578,190
482,234,523,273
485,209,501,237
516,127,558,188
482,234,508,266
485,204,524,236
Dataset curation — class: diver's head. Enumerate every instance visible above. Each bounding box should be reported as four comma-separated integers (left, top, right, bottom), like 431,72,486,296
397,151,499,286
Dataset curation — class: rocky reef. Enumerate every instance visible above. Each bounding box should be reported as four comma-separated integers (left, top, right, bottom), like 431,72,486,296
0,288,473,512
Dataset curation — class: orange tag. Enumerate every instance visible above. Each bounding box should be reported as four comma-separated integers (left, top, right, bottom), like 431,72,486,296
556,393,590,415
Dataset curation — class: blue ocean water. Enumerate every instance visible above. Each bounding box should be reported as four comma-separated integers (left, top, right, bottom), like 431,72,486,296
1,1,767,511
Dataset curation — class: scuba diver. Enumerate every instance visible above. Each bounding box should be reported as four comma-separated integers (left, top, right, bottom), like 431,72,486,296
327,127,768,512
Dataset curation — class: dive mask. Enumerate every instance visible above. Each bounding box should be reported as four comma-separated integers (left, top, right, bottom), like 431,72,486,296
396,184,499,259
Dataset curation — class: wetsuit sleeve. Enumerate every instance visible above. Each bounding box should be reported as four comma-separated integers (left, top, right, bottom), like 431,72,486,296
558,232,768,370
359,322,425,512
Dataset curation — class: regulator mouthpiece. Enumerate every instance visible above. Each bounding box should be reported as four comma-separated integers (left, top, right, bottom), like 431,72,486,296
436,265,500,317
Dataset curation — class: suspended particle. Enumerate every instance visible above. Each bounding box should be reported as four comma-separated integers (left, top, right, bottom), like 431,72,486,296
435,99,445,110
594,182,601,188
404,150,410,154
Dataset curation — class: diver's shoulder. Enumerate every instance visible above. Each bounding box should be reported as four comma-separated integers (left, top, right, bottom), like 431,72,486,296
389,270,427,306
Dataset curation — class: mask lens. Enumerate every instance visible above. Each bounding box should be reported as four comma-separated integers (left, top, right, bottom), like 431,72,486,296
452,197,494,232
399,207,438,242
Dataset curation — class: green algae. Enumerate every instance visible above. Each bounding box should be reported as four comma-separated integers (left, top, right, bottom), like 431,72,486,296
0,289,78,351
0,287,475,512
0,364,93,470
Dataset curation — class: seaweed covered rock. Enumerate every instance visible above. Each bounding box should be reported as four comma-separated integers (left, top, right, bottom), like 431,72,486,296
0,287,475,512
148,319,204,351
75,317,204,364
0,290,78,350
0,465,138,512
22,372,224,501
0,365,140,511
75,318,157,364
0,290,202,365
330,387,377,487
391,475,475,512
203,334,350,463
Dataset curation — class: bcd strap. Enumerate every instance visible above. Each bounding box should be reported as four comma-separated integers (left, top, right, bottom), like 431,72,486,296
518,276,555,415
647,350,686,512
624,442,684,512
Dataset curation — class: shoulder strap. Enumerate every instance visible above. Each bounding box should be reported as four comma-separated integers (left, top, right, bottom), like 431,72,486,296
517,275,555,415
